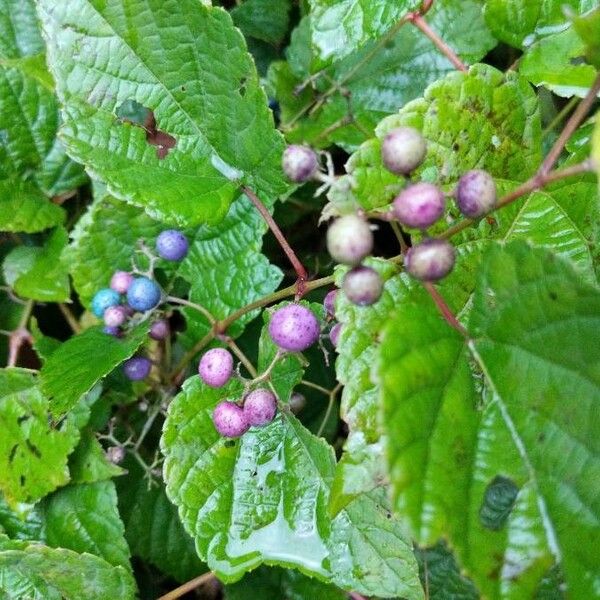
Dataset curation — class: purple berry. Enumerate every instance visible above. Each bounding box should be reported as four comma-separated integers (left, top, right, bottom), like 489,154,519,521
149,319,170,340
282,145,318,183
156,230,189,261
289,392,306,414
268,304,320,352
393,182,445,229
324,289,338,317
103,325,121,337
91,288,121,318
103,305,128,328
455,169,497,218
342,266,383,306
381,126,427,175
213,401,249,438
243,388,278,427
326,215,373,266
199,348,234,388
329,322,342,348
405,239,456,281
127,277,161,312
123,357,152,381
110,271,134,294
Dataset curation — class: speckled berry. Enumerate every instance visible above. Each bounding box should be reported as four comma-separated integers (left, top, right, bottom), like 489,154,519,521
289,392,306,414
342,266,383,306
282,145,318,183
243,388,278,427
127,277,161,312
198,348,234,388
405,239,456,281
455,169,497,218
103,325,121,337
123,356,152,381
381,126,427,175
326,215,373,266
323,289,338,317
268,304,320,352
329,322,343,348
103,305,128,328
149,319,170,341
110,271,134,294
213,401,249,438
393,182,445,229
156,230,189,261
91,288,121,318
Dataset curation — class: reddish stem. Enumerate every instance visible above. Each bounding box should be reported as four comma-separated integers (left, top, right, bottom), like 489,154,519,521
242,186,308,284
423,282,468,338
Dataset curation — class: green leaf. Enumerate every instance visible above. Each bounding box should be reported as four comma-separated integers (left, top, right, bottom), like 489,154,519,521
37,0,289,226
42,480,131,570
0,534,136,600
0,1,44,59
225,566,346,600
116,461,206,583
29,317,61,363
483,0,596,49
231,0,291,45
40,323,149,417
161,376,423,598
469,241,600,597
519,24,598,97
572,7,600,68
0,495,43,541
0,179,64,233
0,369,82,505
593,111,600,194
3,227,70,302
68,429,125,484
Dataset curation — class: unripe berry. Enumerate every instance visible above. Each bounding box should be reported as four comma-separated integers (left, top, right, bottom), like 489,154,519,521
381,126,427,175
91,288,121,318
106,446,125,464
326,215,373,266
198,348,234,388
268,304,320,352
156,230,189,261
323,289,338,317
123,356,152,381
149,319,170,340
342,266,383,306
127,277,161,312
329,322,342,348
110,271,134,294
103,325,121,337
289,392,306,414
243,388,278,427
282,145,318,183
405,239,456,282
455,169,497,218
213,401,249,438
103,305,128,328
393,182,445,229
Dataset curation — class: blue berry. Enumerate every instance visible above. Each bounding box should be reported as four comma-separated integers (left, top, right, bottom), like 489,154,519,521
123,356,152,381
127,277,161,312
156,230,189,261
91,288,121,318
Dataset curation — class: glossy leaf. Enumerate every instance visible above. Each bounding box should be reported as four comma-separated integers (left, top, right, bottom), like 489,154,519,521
0,535,136,600
161,376,423,598
0,495,43,541
231,0,291,45
40,323,149,417
37,0,289,226
42,480,131,570
572,7,600,68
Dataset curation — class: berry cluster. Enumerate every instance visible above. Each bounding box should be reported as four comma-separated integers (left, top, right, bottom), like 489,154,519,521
202,304,320,438
90,229,189,381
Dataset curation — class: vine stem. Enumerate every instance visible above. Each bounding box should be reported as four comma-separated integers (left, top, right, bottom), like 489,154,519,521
156,571,216,600
226,338,258,378
317,383,342,437
166,295,215,325
538,71,600,175
8,299,34,367
423,282,468,337
58,303,81,333
242,186,308,283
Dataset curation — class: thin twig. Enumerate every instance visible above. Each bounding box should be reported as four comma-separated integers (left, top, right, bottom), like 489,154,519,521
317,383,342,437
58,303,81,333
299,379,331,395
8,300,34,367
542,96,579,138
166,295,216,325
226,338,258,378
390,221,409,254
157,572,216,600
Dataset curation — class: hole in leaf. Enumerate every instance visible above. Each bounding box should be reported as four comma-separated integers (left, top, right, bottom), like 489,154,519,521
479,475,519,530
26,440,42,458
8,444,18,463
17,414,30,424
238,76,247,97
20,475,25,487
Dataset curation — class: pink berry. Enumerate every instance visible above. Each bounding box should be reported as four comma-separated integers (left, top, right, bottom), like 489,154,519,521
342,266,383,306
381,126,427,175
393,182,445,229
268,304,320,352
149,319,170,340
199,348,234,388
326,215,373,266
282,145,319,182
243,388,278,427
103,305,128,328
405,239,456,281
329,322,342,348
213,401,249,438
455,169,497,218
324,289,338,317
289,392,306,414
110,271,134,294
